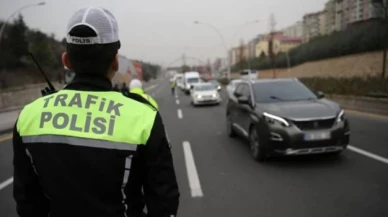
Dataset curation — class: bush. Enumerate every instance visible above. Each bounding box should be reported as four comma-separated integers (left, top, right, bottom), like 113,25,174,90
300,76,388,97
239,19,387,71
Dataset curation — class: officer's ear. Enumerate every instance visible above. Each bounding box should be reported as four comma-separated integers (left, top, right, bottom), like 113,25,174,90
62,52,73,70
112,54,119,72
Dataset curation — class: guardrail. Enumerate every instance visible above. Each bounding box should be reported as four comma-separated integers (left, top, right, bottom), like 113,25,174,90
0,82,62,112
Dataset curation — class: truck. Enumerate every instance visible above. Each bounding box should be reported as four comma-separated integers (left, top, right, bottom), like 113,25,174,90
182,71,201,94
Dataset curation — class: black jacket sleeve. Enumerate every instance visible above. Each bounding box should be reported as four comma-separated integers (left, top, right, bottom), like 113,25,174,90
143,112,180,217
12,121,50,217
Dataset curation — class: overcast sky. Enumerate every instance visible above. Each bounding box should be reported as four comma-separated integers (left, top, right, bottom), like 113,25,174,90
0,0,326,66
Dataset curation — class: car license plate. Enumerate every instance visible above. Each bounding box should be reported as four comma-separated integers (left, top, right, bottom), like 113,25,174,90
304,131,331,141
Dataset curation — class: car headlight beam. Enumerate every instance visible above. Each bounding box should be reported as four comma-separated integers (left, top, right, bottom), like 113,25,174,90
336,109,344,122
263,112,290,127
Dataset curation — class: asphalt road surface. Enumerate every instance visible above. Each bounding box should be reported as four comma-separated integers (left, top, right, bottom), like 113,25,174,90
1,78,388,217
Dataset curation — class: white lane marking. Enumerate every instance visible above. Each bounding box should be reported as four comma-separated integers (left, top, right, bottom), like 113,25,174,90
152,83,165,96
177,109,183,119
182,141,203,197
144,84,158,92
0,177,13,191
348,145,388,165
176,99,180,105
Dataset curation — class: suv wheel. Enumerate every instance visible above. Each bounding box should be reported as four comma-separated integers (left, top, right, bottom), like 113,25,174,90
249,127,267,162
226,115,236,137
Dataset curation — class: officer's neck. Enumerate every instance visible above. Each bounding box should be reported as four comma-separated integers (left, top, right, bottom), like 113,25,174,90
67,74,112,91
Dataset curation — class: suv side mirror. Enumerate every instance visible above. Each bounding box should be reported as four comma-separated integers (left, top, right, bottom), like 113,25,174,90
234,91,241,97
190,85,194,89
237,96,249,104
317,91,325,99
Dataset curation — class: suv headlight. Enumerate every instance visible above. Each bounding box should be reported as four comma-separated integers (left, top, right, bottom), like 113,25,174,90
263,112,290,127
336,109,345,122
196,94,202,99
212,93,217,98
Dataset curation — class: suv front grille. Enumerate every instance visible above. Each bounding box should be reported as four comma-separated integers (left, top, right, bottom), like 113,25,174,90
292,118,335,130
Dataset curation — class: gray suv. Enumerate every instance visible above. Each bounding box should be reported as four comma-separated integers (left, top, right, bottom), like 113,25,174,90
226,78,350,162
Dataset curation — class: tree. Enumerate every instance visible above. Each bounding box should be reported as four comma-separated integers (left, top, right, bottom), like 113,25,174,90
372,0,388,78
0,15,29,69
181,65,190,73
28,30,58,69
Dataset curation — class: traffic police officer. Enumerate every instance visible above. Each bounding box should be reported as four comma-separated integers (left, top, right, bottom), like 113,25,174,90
129,79,159,110
13,7,179,217
170,79,176,95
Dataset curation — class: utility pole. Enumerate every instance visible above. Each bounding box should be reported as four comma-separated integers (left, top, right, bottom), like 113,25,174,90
269,13,277,78
239,39,245,71
372,0,388,78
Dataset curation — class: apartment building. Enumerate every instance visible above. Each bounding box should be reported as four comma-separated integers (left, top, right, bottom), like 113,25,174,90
255,32,302,57
319,11,327,35
282,21,303,38
248,35,262,60
325,0,337,34
303,11,326,42
335,0,382,32
229,45,249,65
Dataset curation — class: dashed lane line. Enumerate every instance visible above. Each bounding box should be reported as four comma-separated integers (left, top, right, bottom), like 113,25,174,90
177,109,183,119
144,84,158,92
0,177,13,191
348,145,388,165
182,141,203,198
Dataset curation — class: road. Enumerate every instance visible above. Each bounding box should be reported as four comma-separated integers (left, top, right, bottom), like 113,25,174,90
1,78,388,217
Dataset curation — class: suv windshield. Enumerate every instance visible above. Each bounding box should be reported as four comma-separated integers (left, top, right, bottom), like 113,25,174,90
252,80,317,103
187,78,199,83
194,84,216,91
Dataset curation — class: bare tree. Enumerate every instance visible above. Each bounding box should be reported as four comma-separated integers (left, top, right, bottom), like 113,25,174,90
268,13,277,78
238,38,246,71
372,0,388,78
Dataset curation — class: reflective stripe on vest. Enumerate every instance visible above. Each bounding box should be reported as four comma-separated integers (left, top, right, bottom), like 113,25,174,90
17,90,157,148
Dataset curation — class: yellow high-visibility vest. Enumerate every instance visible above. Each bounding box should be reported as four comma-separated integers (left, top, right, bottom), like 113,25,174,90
130,88,159,110
17,90,157,149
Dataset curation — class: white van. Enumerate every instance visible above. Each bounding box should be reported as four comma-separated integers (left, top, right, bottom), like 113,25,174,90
240,69,257,80
183,71,201,94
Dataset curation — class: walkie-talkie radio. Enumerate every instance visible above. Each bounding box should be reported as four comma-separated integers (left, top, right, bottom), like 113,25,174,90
28,52,57,96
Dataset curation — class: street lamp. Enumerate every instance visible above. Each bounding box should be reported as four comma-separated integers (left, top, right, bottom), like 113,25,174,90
0,2,46,50
194,20,231,80
194,20,260,80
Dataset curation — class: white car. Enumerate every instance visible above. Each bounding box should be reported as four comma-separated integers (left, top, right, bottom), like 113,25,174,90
190,83,221,106
226,79,242,99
